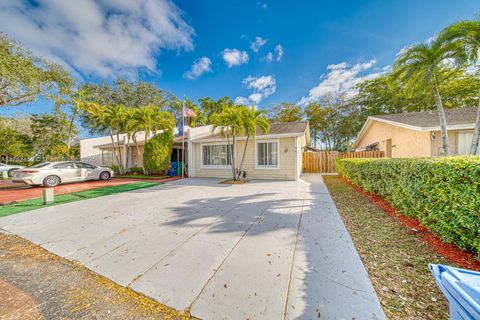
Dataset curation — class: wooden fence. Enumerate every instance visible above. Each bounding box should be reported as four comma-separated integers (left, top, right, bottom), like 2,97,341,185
303,150,384,173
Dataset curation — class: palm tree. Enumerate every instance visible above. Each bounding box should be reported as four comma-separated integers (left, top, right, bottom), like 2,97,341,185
103,104,129,173
236,106,270,180
211,106,244,180
393,37,466,156
441,20,480,155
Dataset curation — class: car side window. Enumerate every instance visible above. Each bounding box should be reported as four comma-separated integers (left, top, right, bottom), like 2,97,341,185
53,162,75,169
77,162,96,169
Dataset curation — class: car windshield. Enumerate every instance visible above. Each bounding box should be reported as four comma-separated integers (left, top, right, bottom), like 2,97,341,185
30,162,51,168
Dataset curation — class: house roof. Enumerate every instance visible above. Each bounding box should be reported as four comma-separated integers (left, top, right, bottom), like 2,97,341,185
93,134,187,149
353,107,477,149
191,121,310,142
370,107,477,130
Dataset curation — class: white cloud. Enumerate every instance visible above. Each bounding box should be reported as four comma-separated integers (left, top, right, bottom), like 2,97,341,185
264,52,274,63
0,0,195,78
222,48,249,67
234,96,250,105
263,44,283,63
299,59,385,105
184,56,212,80
274,44,284,61
238,75,276,105
250,36,267,52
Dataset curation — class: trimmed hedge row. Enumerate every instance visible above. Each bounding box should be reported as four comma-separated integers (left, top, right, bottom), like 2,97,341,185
336,157,480,257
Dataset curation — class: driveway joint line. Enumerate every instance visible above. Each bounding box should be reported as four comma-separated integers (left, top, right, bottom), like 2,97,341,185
187,198,273,310
126,199,250,287
282,191,307,320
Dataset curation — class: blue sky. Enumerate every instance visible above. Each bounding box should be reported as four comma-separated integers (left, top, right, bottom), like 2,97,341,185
1,0,479,137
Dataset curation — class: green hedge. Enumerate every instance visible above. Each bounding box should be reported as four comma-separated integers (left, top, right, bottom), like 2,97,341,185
143,130,173,175
336,157,480,257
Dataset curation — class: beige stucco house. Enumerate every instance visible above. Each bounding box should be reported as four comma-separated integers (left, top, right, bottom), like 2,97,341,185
353,107,478,157
188,121,310,181
80,121,310,181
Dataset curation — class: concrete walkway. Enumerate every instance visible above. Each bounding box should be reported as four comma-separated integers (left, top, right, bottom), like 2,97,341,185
0,175,385,320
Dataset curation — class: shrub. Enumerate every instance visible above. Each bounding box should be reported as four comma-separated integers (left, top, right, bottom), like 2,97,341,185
143,130,173,175
336,157,480,257
110,164,120,173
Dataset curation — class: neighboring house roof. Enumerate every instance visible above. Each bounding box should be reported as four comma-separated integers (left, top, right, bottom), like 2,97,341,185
353,107,477,148
191,121,310,142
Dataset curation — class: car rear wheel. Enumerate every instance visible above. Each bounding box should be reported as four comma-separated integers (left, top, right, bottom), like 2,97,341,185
7,168,19,177
43,175,61,187
99,171,111,181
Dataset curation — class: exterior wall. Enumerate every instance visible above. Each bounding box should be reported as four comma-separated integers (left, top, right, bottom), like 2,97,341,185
356,121,431,158
192,136,298,180
430,130,479,156
79,136,113,166
130,146,144,168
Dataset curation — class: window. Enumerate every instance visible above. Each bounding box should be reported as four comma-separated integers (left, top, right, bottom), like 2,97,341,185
102,150,114,166
256,141,279,168
202,144,231,166
76,162,97,169
457,132,479,155
53,162,75,169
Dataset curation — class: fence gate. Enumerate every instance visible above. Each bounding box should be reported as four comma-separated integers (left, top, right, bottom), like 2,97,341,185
302,150,384,173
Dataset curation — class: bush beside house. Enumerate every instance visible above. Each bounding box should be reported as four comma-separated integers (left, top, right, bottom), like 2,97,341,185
143,130,173,175
336,157,480,257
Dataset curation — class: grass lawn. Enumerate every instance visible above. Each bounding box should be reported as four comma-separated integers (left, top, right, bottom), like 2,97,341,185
0,182,159,217
323,176,450,320
113,174,171,180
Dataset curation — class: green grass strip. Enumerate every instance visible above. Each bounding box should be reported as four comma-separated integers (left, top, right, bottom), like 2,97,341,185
0,182,160,217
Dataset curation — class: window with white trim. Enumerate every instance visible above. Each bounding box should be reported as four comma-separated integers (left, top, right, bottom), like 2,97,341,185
257,141,279,167
202,144,231,166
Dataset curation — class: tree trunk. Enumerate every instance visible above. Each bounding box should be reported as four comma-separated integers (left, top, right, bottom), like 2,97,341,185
116,132,125,174
433,83,450,156
109,130,122,173
67,106,78,152
125,135,131,172
132,133,145,174
232,135,237,180
470,99,480,155
237,136,249,180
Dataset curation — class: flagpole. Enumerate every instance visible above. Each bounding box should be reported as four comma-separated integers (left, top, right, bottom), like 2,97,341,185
181,101,185,179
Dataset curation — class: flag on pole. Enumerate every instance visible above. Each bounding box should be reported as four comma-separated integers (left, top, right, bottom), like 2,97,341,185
183,105,196,117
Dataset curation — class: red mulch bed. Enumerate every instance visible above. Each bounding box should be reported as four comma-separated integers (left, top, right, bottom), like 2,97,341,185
342,177,480,271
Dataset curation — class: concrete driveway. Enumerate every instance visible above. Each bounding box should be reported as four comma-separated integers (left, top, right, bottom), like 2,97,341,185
0,175,385,320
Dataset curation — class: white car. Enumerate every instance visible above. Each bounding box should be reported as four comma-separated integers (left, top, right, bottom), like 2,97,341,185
12,161,114,187
0,163,25,177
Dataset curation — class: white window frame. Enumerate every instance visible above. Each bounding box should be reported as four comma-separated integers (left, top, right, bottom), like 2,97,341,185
200,142,233,169
255,139,280,170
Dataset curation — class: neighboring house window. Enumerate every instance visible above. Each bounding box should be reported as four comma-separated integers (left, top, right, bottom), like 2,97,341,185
102,150,114,166
256,140,279,168
202,144,231,166
457,132,479,155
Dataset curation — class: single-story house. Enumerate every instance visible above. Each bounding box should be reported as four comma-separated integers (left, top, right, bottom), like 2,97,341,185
80,121,311,180
353,107,478,157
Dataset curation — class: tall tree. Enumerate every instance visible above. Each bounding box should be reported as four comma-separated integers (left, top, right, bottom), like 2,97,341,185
0,33,72,107
393,37,465,156
236,106,270,180
441,19,480,154
211,106,244,181
269,103,304,123
30,110,75,160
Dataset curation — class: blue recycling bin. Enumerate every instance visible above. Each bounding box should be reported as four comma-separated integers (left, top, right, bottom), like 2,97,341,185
168,161,178,176
429,264,480,320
